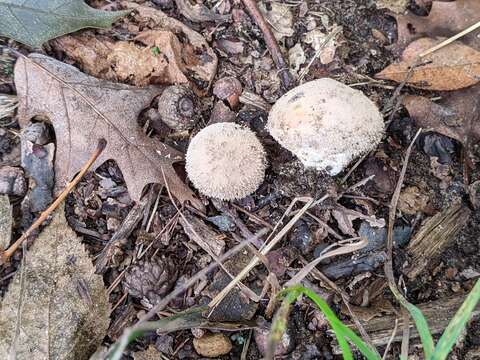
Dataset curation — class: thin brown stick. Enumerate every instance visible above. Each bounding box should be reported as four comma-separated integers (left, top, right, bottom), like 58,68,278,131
400,307,411,359
382,319,399,360
240,0,293,88
0,139,106,265
384,129,422,355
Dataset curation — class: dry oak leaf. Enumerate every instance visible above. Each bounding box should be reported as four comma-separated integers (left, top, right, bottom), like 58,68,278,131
391,0,480,52
14,54,202,209
122,1,218,86
376,37,480,90
53,30,190,87
403,86,480,145
0,207,111,359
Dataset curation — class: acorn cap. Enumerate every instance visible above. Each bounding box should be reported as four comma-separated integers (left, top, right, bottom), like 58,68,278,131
267,78,384,175
186,122,266,200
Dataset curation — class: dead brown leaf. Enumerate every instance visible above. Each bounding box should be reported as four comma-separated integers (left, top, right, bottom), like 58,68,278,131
398,185,435,215
402,87,480,145
391,0,480,52
377,37,480,90
123,1,218,86
53,30,191,86
376,37,480,90
0,206,110,359
14,54,202,209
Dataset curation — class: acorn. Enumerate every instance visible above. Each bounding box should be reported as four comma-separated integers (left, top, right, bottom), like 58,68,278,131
156,85,200,131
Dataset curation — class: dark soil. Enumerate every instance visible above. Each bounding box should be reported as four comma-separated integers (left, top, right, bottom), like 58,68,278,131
1,0,479,359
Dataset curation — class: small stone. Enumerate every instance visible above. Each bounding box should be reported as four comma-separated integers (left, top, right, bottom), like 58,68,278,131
206,214,236,232
0,166,26,196
193,333,232,358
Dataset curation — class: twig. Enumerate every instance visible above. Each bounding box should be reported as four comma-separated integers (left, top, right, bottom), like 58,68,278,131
284,237,368,287
160,167,259,302
400,308,410,359
383,128,422,355
107,228,268,360
207,197,315,311
382,319,399,360
298,26,343,82
240,0,293,88
419,20,480,58
0,139,106,265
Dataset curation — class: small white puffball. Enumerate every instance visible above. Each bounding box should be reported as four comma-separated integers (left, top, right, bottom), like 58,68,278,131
186,122,266,200
268,78,385,175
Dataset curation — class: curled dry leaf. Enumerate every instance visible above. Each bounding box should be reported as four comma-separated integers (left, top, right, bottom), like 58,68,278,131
0,207,111,359
402,87,480,145
391,0,480,52
14,54,202,209
122,1,218,86
376,37,480,90
258,1,294,41
54,29,197,86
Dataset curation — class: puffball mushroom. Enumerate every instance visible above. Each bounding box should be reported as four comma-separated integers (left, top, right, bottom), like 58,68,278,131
186,122,266,200
268,78,384,175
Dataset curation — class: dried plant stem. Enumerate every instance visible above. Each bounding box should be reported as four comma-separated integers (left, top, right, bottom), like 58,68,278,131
240,0,292,88
419,20,480,58
0,139,107,265
208,197,315,310
384,128,422,356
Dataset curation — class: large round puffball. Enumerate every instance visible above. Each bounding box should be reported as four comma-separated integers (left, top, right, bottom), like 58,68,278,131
268,78,385,175
186,122,266,201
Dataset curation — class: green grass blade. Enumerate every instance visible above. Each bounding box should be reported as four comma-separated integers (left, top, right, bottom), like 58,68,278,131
429,279,480,360
274,287,354,360
298,286,381,360
388,284,435,358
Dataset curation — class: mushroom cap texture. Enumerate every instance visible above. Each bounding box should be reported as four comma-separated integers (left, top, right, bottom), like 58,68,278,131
186,122,266,200
268,78,385,175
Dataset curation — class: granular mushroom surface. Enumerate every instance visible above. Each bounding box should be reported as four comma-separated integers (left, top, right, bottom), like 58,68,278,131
268,78,385,175
185,122,266,200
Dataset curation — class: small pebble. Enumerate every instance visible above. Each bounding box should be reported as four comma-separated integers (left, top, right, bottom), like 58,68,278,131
193,333,232,358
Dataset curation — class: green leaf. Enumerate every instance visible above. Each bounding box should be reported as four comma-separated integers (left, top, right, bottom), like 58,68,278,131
430,279,480,360
0,0,129,48
274,286,381,360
